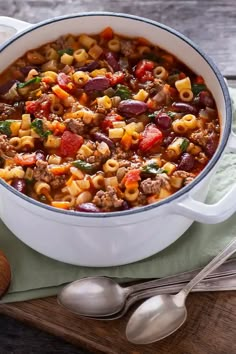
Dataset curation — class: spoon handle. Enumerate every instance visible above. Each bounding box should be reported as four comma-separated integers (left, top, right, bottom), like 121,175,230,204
180,238,236,298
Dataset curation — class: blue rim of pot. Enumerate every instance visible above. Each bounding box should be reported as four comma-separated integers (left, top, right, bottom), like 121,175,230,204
0,12,232,218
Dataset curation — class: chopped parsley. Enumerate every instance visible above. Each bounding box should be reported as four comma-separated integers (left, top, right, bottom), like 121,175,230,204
72,160,95,173
0,120,13,137
31,119,51,139
141,160,167,175
115,84,131,100
166,111,176,119
192,83,207,95
180,138,189,152
17,77,41,89
58,48,74,56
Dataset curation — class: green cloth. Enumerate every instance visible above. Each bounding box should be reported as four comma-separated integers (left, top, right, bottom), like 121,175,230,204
1,88,236,303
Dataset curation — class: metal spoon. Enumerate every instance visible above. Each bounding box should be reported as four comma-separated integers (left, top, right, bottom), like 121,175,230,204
126,238,236,344
57,259,236,317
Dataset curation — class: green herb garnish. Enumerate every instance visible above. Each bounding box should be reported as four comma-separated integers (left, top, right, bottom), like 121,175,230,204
58,48,74,56
0,120,15,137
192,84,207,95
72,160,95,173
180,138,189,152
31,119,51,139
141,160,167,175
166,111,176,119
115,84,131,100
17,77,41,89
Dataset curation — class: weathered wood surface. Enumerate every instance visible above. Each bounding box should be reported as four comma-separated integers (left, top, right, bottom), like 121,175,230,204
0,0,236,353
1,292,236,354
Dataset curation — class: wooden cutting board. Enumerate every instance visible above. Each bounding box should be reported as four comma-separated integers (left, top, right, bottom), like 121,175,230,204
0,292,236,354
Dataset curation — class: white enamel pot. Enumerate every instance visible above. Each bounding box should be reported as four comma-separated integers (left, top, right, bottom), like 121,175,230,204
0,13,236,267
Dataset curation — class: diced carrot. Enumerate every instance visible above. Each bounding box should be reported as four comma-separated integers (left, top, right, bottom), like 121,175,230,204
195,75,205,84
121,132,132,151
52,84,70,100
122,169,141,189
51,121,66,134
14,153,36,166
78,92,88,106
100,27,114,40
51,201,70,209
66,175,75,186
49,164,71,176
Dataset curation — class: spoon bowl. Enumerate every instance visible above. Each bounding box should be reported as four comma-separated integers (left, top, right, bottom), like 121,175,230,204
126,294,187,344
58,277,128,316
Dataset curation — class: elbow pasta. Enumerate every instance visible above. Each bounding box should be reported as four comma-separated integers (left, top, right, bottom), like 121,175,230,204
0,27,220,212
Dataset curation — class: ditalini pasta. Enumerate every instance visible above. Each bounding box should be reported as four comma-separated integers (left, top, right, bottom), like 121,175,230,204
0,27,220,212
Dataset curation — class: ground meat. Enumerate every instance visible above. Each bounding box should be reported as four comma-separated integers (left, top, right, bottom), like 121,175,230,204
0,102,22,120
65,119,86,135
113,146,133,160
50,175,66,190
196,152,208,164
0,135,15,157
173,170,195,179
190,129,207,147
33,160,53,183
33,160,66,189
92,186,123,211
141,174,170,195
120,40,136,57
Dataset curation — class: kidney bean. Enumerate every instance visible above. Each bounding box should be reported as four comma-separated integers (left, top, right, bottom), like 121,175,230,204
0,80,18,95
35,150,46,161
205,133,218,157
199,91,215,108
78,61,100,72
178,153,195,171
118,100,147,117
105,52,120,72
11,178,27,194
120,201,130,210
172,102,197,115
93,132,115,149
154,113,172,130
76,203,101,213
84,77,110,92
162,132,176,147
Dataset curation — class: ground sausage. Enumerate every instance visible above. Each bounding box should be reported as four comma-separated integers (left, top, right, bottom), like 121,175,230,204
65,119,86,135
92,186,123,211
141,174,170,195
33,160,66,189
0,135,15,157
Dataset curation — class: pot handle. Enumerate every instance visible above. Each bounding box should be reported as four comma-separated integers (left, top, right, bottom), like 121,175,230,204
0,16,31,36
173,184,236,224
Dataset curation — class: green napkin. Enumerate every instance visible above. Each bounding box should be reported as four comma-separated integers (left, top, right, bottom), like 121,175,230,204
1,88,236,304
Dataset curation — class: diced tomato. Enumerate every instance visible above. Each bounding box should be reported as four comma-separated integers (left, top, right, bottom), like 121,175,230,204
179,72,186,79
122,169,141,188
139,124,163,152
57,72,74,92
14,153,36,166
195,75,205,84
135,60,155,82
106,71,125,86
59,130,84,157
25,95,51,119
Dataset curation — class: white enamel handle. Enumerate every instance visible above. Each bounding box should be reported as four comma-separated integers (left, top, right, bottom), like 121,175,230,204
0,16,31,41
174,183,236,224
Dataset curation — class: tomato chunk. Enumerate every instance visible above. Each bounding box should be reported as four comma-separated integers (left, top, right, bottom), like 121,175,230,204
59,130,84,157
122,169,141,188
135,60,155,82
14,153,36,166
25,95,51,119
106,71,125,86
139,124,163,152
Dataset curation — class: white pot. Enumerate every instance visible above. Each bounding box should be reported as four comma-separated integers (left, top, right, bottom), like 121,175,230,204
0,13,235,267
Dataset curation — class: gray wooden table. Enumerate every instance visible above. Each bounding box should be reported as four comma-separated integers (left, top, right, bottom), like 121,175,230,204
0,0,236,353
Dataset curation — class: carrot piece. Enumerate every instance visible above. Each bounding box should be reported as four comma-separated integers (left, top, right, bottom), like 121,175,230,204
14,153,36,166
120,132,132,151
79,92,89,106
51,201,70,209
66,175,75,186
100,27,113,40
49,164,71,176
122,169,141,189
52,85,70,100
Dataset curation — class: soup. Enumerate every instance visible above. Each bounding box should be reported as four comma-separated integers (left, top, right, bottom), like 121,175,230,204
0,27,220,212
